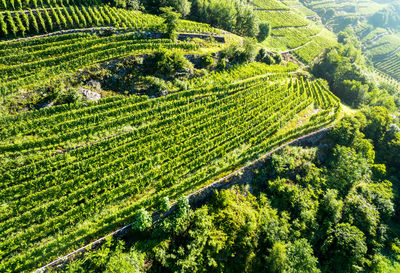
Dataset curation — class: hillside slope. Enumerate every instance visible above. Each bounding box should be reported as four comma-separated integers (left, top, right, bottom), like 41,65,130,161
254,0,338,63
0,1,343,272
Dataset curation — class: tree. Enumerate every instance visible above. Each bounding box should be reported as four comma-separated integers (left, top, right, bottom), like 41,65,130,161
133,208,152,231
106,244,146,273
357,181,394,221
336,79,367,107
321,223,367,272
235,1,259,37
143,48,193,77
287,239,321,273
257,22,271,41
369,254,390,273
257,48,275,64
242,38,258,63
199,53,215,68
379,124,400,169
362,106,393,145
267,241,288,273
160,196,171,212
319,189,343,227
189,0,258,37
352,136,375,164
343,193,380,237
327,146,370,196
160,6,181,40
172,0,191,17
272,53,282,64
207,0,237,32
328,114,367,146
112,0,141,9
221,38,258,64
170,196,192,235
126,0,141,10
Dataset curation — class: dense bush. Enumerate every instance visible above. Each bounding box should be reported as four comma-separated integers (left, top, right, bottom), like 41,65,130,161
143,48,193,77
221,38,258,64
160,6,181,40
189,0,259,37
257,22,271,42
142,0,191,16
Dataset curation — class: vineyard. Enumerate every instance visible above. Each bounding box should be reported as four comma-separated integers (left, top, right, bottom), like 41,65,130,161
0,0,348,271
375,52,400,81
0,66,341,271
0,0,103,11
364,33,400,57
0,6,220,39
269,25,321,50
358,31,400,81
301,0,386,16
253,0,337,62
0,32,204,96
293,28,337,63
255,10,309,28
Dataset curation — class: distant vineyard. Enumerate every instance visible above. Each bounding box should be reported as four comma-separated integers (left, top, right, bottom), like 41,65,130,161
267,25,321,51
365,34,400,57
256,10,309,28
252,0,289,10
375,53,400,81
293,29,337,63
0,73,340,272
253,0,337,61
0,7,220,39
187,62,298,88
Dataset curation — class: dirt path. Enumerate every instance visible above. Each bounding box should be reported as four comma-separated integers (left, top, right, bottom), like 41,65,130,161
272,24,310,30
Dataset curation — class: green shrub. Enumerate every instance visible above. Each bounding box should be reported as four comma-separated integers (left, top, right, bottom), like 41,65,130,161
144,48,193,77
258,22,271,41
200,53,215,68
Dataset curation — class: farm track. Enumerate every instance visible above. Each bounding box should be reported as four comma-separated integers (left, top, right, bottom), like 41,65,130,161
1,27,226,43
272,24,311,30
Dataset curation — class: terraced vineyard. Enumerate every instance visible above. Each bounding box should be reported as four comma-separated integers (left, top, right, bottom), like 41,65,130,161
0,6,219,38
300,0,388,31
0,0,345,271
359,30,400,81
293,28,337,63
253,0,337,62
0,65,341,271
375,52,400,81
0,0,103,10
0,32,202,96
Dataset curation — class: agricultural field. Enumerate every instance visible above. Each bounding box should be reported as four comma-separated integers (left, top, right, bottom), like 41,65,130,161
356,24,400,81
0,0,346,272
0,7,220,39
0,33,202,96
300,0,400,82
293,28,337,63
253,0,337,62
0,63,341,271
363,33,400,57
2,0,400,272
301,0,388,27
253,0,290,10
375,52,400,81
